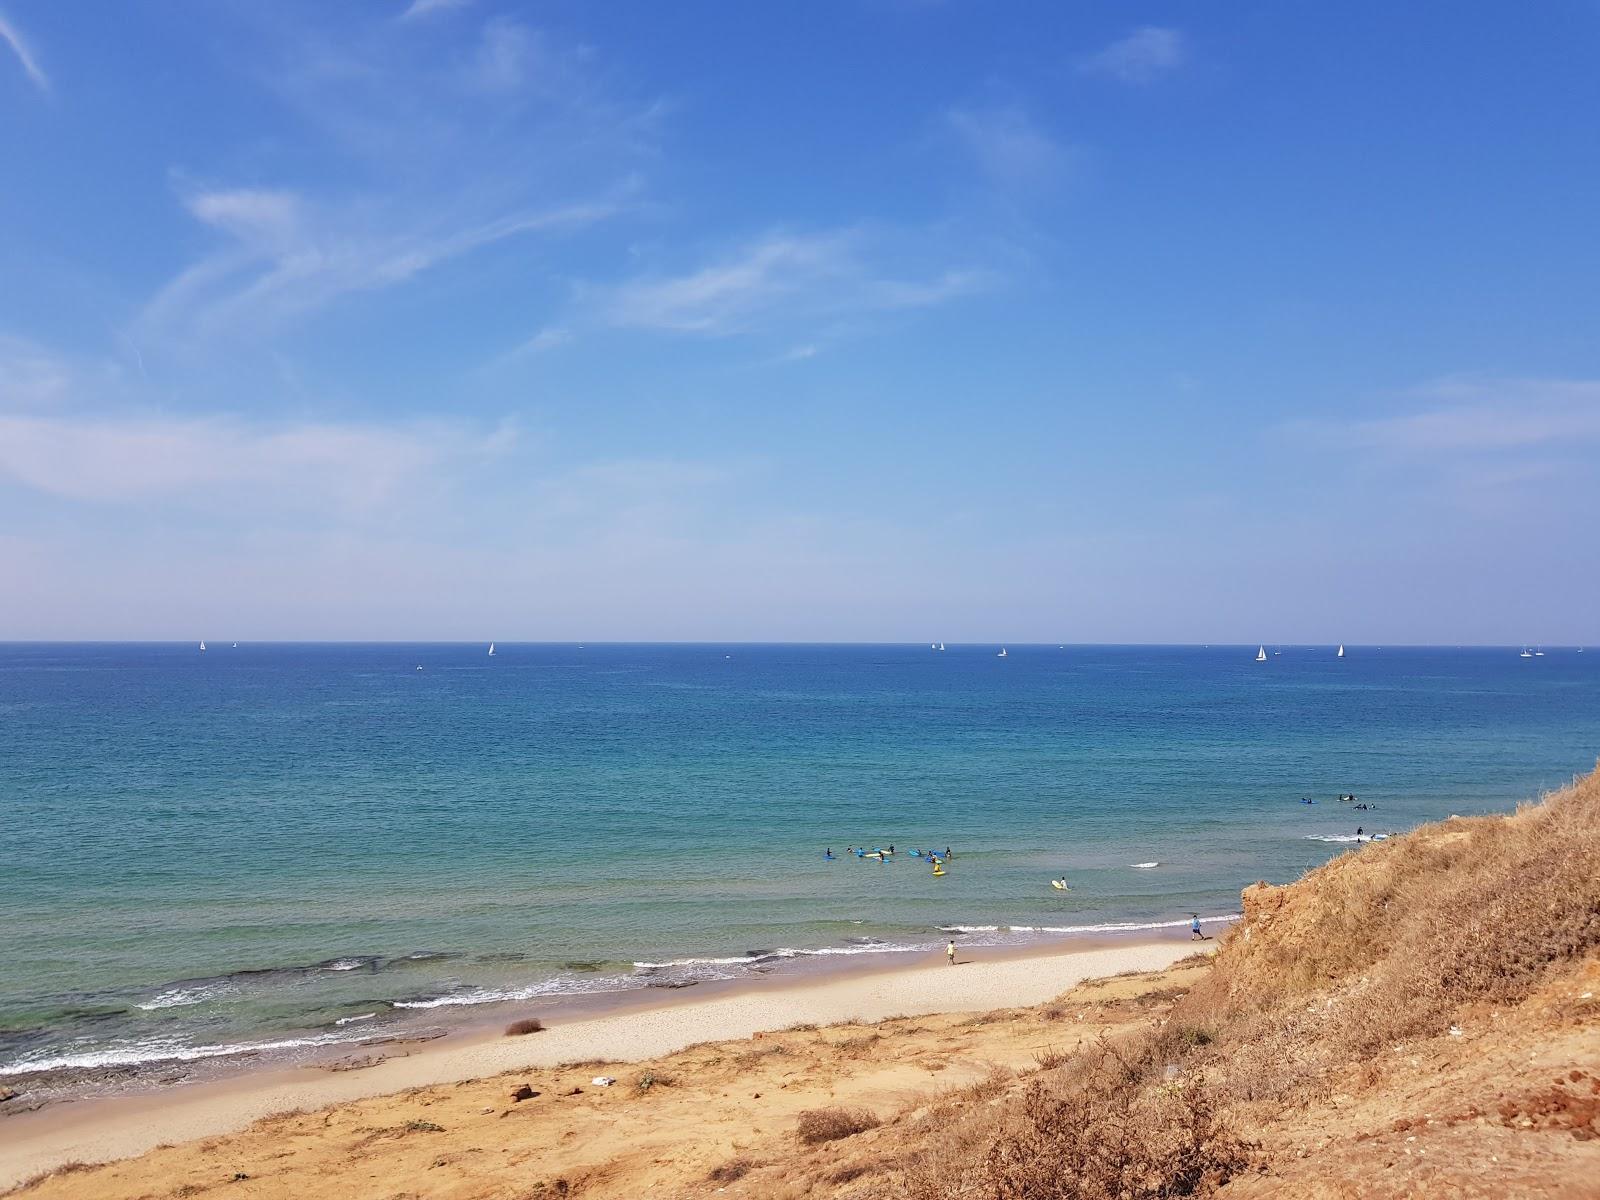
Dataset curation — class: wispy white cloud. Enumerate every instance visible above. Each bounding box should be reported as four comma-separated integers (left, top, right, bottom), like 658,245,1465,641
140,185,621,344
1078,26,1186,85
0,411,514,508
0,9,47,92
399,0,472,21
133,14,652,351
597,231,986,335
1307,377,1600,453
945,105,1074,194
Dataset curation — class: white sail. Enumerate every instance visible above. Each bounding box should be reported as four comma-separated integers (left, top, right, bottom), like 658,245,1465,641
1337,644,1344,658
488,642,496,656
1255,645,1267,662
997,647,1008,658
199,640,206,652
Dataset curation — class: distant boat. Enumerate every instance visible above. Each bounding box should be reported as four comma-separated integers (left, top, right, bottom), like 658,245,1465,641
416,664,423,671
1535,646,1545,656
938,642,946,651
1337,644,1344,658
231,642,238,649
1520,648,1533,658
488,642,495,657
199,640,206,652
1255,646,1267,662
997,647,1008,658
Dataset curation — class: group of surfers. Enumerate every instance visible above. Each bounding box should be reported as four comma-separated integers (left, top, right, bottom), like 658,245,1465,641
1301,793,1377,811
831,845,952,860
827,846,953,875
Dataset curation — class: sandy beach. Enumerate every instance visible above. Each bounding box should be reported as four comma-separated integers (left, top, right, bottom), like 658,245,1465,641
0,937,1197,1190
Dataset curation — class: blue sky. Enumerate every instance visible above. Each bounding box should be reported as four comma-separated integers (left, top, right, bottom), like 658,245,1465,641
1,1,1597,642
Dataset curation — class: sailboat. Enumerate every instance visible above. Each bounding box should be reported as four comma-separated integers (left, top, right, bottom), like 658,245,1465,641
232,642,238,649
1519,648,1533,658
488,642,496,657
1255,646,1267,662
199,640,207,652
1535,646,1545,657
1337,645,1345,658
938,642,946,651
997,647,1008,658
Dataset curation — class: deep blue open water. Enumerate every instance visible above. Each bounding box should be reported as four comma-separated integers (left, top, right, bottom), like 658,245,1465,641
1,642,1595,1091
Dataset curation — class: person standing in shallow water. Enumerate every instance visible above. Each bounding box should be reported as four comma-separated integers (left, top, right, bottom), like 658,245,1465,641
946,939,956,966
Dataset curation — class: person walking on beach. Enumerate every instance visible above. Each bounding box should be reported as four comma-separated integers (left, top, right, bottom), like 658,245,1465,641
1190,914,1203,941
946,939,956,966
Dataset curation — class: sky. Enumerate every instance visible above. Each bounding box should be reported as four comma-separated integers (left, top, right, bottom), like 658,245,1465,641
1,1,1597,643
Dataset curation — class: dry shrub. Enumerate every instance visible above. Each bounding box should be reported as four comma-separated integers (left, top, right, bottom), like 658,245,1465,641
1039,1005,1066,1022
505,1017,545,1036
795,1106,882,1145
707,1156,756,1183
15,1161,94,1192
634,1071,674,1093
733,1042,790,1069
784,1021,819,1033
962,1064,1015,1101
831,1160,875,1184
834,1032,883,1057
976,1044,1248,1200
1032,1045,1071,1071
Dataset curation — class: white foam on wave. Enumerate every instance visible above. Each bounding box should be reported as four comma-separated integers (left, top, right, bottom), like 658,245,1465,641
135,983,236,1011
1131,862,1161,869
632,954,760,969
633,943,924,971
1,1031,362,1075
948,915,1240,936
393,975,628,1009
334,1012,377,1025
324,959,368,972
1304,834,1388,844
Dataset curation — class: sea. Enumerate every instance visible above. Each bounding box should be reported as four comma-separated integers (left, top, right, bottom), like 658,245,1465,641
1,642,1596,1099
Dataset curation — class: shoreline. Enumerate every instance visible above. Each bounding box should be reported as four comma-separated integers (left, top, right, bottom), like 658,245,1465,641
0,935,1204,1190
0,913,1239,1102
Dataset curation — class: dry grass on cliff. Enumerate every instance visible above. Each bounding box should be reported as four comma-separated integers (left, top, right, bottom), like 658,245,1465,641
1159,765,1600,1105
894,767,1600,1198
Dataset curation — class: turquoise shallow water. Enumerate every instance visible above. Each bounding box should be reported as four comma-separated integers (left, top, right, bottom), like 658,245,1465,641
1,642,1596,1087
